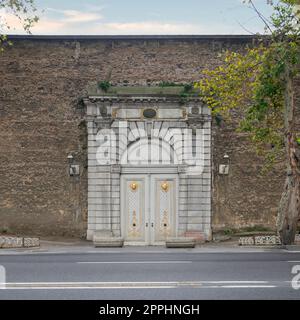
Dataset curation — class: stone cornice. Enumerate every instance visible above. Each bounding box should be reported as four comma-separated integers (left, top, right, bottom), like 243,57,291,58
85,96,203,103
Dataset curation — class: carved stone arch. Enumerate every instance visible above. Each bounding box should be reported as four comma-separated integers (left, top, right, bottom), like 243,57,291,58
120,136,179,165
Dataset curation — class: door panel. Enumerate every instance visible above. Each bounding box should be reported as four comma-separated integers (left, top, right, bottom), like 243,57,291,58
151,175,177,243
122,176,147,243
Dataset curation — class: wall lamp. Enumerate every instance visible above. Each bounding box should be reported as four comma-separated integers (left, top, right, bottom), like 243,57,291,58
67,153,80,176
219,153,230,175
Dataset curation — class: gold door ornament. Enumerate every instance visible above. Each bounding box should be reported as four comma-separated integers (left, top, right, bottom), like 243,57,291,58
161,181,169,192
160,210,171,236
130,182,138,191
111,109,118,118
129,210,141,237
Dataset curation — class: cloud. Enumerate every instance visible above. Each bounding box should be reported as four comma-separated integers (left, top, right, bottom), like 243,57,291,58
0,8,65,33
47,8,103,23
1,7,104,34
81,21,243,35
95,22,202,34
1,6,251,35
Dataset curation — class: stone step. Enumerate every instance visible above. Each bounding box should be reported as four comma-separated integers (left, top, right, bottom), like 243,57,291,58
93,236,124,248
166,237,196,248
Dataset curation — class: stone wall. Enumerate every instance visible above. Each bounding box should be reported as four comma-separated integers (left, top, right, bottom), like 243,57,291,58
0,35,285,237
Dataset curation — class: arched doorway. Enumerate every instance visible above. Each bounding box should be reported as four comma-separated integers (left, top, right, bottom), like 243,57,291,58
120,138,179,245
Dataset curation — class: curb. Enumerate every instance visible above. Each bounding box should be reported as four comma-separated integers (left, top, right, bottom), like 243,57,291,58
283,245,300,251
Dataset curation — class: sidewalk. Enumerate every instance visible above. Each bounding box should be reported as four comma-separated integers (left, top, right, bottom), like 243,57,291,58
0,237,296,255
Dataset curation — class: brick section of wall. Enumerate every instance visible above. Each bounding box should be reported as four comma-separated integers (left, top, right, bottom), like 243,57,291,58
0,37,285,237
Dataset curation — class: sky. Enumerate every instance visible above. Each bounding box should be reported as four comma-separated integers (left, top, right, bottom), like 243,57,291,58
1,0,275,35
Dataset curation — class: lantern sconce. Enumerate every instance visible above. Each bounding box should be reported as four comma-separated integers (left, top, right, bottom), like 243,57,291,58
219,153,230,175
68,154,80,176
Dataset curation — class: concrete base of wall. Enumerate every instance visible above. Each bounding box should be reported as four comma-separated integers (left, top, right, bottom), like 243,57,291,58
93,230,124,247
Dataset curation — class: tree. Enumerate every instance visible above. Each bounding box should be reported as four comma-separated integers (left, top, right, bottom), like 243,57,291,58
0,0,38,51
196,0,300,244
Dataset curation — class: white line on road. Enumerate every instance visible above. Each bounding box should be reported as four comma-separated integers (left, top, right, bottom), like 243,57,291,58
2,286,278,290
1,280,282,290
77,261,192,264
220,285,277,288
201,281,269,284
3,286,177,290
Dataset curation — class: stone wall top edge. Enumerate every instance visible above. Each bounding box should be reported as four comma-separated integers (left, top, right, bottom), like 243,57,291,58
6,34,263,42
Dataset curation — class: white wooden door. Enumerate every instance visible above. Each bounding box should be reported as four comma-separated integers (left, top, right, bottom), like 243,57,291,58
122,175,149,244
121,174,178,245
150,174,178,245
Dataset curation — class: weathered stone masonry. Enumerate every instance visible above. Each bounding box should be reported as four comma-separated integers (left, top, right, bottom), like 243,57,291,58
0,35,285,238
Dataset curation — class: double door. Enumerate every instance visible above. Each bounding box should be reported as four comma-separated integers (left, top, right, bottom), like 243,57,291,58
121,174,178,245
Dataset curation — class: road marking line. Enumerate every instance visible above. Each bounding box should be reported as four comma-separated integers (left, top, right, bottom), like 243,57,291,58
287,261,300,263
3,280,277,290
202,281,268,284
77,261,192,264
3,286,177,290
2,284,279,290
3,286,278,290
220,285,277,288
286,251,300,253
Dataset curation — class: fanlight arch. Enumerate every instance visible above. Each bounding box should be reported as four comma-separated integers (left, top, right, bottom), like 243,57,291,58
120,137,179,165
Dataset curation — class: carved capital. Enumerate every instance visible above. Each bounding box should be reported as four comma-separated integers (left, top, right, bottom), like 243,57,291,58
188,115,211,128
111,165,121,173
94,119,112,131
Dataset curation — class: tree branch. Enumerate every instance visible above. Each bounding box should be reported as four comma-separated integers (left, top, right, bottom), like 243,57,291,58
248,0,274,34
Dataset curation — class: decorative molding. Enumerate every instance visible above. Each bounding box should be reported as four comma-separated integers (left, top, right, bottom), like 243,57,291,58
188,115,212,126
121,166,179,174
111,165,121,173
93,119,112,131
177,165,188,173
87,96,203,104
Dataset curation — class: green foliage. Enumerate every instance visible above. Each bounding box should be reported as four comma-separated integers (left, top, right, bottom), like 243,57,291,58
157,81,194,104
215,113,223,126
223,229,234,236
98,81,111,92
183,83,193,92
196,1,300,166
158,81,193,91
158,81,183,87
281,0,300,5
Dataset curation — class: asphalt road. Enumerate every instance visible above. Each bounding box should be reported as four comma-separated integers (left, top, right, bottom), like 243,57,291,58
0,249,300,300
